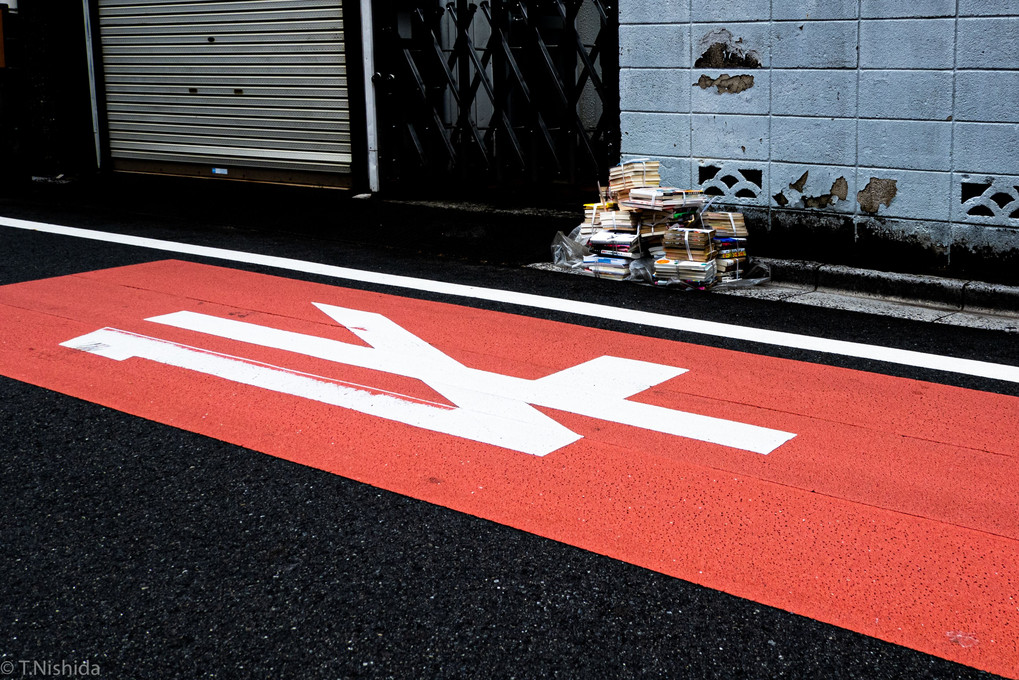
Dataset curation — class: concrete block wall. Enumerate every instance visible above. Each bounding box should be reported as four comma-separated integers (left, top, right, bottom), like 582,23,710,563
619,1,1019,283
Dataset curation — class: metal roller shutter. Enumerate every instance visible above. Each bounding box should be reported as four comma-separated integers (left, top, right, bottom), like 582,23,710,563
96,0,352,184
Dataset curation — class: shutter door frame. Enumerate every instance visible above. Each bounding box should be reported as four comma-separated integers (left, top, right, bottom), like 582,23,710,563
95,0,354,187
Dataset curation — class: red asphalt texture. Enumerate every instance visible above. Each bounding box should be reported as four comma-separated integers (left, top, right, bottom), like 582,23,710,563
0,260,1015,677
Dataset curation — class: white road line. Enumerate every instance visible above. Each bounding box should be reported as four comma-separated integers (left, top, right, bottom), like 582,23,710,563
61,327,582,457
4,215,1019,384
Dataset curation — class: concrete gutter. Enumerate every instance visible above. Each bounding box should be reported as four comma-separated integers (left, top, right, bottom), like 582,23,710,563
759,257,1019,318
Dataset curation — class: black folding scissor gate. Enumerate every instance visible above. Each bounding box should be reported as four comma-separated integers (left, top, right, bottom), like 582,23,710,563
372,0,619,193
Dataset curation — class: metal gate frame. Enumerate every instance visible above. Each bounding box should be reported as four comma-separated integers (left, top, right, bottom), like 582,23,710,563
372,0,619,193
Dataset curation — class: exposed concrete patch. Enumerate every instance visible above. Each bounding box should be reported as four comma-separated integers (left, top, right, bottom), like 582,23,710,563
790,171,809,193
803,193,836,209
831,176,849,201
695,28,761,69
806,176,848,209
802,176,850,209
695,73,755,94
857,178,898,213
776,173,850,209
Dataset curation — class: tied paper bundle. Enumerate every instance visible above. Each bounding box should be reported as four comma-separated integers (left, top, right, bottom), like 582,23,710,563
596,210,637,234
653,258,716,283
608,159,661,202
590,230,641,258
583,255,630,280
701,211,748,238
637,212,673,240
714,237,748,260
579,202,612,238
663,227,716,262
622,187,706,211
713,228,749,282
715,257,745,282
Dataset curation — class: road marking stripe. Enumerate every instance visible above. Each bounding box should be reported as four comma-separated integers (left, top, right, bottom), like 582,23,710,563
3,215,1018,384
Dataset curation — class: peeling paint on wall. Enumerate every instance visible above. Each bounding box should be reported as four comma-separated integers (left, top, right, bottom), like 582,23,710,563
695,28,761,69
858,178,898,213
773,173,850,209
803,193,834,209
695,74,755,94
831,177,849,202
803,177,850,208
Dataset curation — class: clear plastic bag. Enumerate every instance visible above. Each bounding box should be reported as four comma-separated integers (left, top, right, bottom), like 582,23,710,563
626,257,655,283
550,225,770,289
551,228,592,270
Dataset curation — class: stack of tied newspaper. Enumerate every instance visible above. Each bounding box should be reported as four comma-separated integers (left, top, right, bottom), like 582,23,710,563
653,226,717,284
597,210,636,233
636,211,671,239
608,159,660,202
589,229,641,259
579,201,627,238
585,191,641,268
561,158,757,287
620,186,706,212
652,257,717,283
701,211,748,238
578,203,604,239
701,212,748,282
582,255,630,280
637,204,700,252
662,227,716,262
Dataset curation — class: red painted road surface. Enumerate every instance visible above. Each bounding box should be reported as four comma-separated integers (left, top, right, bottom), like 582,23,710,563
0,260,1016,677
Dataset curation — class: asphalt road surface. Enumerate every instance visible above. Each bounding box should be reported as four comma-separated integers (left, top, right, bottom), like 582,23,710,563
1,190,1016,680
